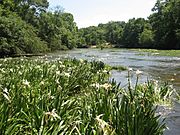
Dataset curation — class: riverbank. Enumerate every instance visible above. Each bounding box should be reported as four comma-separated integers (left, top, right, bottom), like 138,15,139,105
0,58,178,134
130,49,180,57
80,45,180,57
2,47,180,58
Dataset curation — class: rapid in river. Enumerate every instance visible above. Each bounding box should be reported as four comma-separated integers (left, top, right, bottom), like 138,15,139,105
47,48,180,135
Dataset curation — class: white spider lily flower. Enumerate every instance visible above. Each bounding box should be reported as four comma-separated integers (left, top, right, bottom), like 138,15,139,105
10,68,13,72
19,71,23,75
79,59,84,63
96,114,114,135
23,80,30,87
136,70,143,75
59,65,65,68
51,64,56,68
152,79,158,85
56,71,61,75
3,88,8,94
3,93,10,102
128,68,133,71
47,92,55,100
3,59,7,62
67,68,72,72
40,81,45,86
1,68,5,73
170,78,175,81
34,59,38,62
45,61,49,64
45,109,60,120
58,61,62,64
155,80,158,84
36,65,41,69
102,70,108,73
100,83,112,90
3,88,11,102
50,96,55,99
56,79,60,84
58,85,62,90
64,72,70,77
169,85,173,89
91,83,100,89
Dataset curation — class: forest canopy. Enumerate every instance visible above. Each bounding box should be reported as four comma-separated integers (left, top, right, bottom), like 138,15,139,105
0,0,180,57
0,0,78,57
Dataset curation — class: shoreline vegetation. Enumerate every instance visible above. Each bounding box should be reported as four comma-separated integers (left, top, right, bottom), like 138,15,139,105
0,58,179,134
82,44,180,57
2,46,180,58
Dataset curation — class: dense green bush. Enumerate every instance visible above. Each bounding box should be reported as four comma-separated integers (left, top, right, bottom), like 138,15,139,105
0,12,48,57
0,58,177,134
139,28,155,48
0,2,79,57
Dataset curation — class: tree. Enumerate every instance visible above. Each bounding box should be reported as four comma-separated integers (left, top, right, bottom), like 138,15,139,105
139,29,154,48
38,10,78,50
104,21,125,44
0,11,48,57
60,13,78,49
149,0,180,49
122,18,146,48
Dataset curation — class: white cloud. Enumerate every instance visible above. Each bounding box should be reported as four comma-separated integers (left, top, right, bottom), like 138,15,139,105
48,0,157,28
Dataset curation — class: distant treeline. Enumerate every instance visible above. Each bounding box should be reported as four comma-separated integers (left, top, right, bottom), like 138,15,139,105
79,0,180,49
0,0,180,57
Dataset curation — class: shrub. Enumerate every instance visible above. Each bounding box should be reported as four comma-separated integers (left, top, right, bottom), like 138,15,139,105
0,58,176,134
0,12,49,57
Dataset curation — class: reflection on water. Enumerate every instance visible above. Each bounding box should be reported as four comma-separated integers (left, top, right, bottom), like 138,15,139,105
48,48,180,135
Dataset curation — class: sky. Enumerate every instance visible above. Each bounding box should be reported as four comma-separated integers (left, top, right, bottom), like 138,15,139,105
48,0,157,28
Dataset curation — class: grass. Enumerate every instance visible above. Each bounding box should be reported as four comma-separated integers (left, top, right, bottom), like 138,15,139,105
105,64,127,71
0,57,178,134
131,49,180,57
110,65,127,71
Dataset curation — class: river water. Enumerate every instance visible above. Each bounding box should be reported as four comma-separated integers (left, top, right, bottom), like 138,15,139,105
48,48,180,135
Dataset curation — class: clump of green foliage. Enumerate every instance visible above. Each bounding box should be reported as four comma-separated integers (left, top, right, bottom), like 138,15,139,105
0,58,177,134
0,11,49,56
132,49,180,57
110,65,127,71
105,64,127,71
0,0,79,57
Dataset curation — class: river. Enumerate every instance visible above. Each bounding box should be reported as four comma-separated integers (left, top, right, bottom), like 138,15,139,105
47,48,180,135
